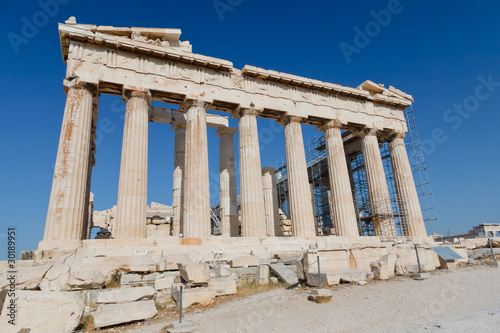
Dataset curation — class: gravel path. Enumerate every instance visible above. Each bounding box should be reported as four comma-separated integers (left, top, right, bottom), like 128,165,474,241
126,265,500,333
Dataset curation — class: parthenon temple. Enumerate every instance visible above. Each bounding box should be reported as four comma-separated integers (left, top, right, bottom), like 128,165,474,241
39,17,430,252
2,15,499,333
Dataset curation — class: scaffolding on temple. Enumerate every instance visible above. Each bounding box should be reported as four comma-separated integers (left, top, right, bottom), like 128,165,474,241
404,106,441,237
275,106,441,238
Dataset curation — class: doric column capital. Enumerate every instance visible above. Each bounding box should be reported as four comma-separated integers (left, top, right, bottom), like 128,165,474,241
389,130,406,141
122,88,152,104
231,107,262,119
180,98,212,111
215,126,237,136
277,115,304,126
63,77,98,96
317,119,345,132
388,131,406,151
352,127,379,138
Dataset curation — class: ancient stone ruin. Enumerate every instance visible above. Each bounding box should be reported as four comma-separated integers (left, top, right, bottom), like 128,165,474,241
1,17,497,333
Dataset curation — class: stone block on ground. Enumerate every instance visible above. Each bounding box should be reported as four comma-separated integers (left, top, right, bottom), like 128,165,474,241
92,300,157,328
96,286,155,304
215,264,232,277
339,270,374,283
308,288,332,303
306,271,341,287
231,255,259,268
405,263,434,273
370,261,389,280
155,272,179,290
155,289,174,306
120,272,159,287
296,257,306,281
72,256,158,276
0,265,51,290
0,290,84,333
67,270,106,290
179,263,210,284
395,259,407,275
467,248,500,260
171,284,215,308
118,256,158,273
39,264,70,291
257,264,269,284
160,253,194,271
379,254,397,278
208,276,237,296
234,266,258,285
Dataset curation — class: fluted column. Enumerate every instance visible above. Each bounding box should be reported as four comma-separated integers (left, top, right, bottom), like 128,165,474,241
114,89,151,239
234,108,266,237
358,129,397,239
346,154,363,235
43,79,98,241
171,124,186,237
183,100,211,238
319,120,359,237
82,96,99,239
262,167,282,237
389,133,427,237
282,116,316,237
216,127,238,237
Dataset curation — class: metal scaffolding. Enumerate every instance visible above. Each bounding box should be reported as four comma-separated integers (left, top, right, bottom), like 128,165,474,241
404,106,441,237
275,106,440,237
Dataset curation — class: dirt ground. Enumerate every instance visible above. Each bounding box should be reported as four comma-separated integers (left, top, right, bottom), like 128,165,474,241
119,264,499,333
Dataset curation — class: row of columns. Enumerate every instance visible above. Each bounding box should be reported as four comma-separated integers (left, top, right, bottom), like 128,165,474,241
44,83,427,242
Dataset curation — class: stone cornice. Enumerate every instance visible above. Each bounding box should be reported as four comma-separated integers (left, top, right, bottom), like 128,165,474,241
242,66,412,107
59,21,412,108
59,23,233,70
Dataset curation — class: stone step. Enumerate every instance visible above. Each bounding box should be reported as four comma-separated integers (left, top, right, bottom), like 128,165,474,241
268,263,298,285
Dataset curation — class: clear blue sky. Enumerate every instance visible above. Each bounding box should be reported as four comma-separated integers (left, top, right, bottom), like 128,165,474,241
1,0,499,258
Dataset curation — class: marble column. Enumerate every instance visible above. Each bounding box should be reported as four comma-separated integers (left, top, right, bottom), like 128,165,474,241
114,90,151,239
216,127,238,237
43,79,97,241
262,167,282,237
183,100,211,238
171,124,186,237
346,155,363,234
282,116,316,237
389,133,427,237
234,108,266,237
359,129,397,239
319,120,359,237
82,96,99,239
